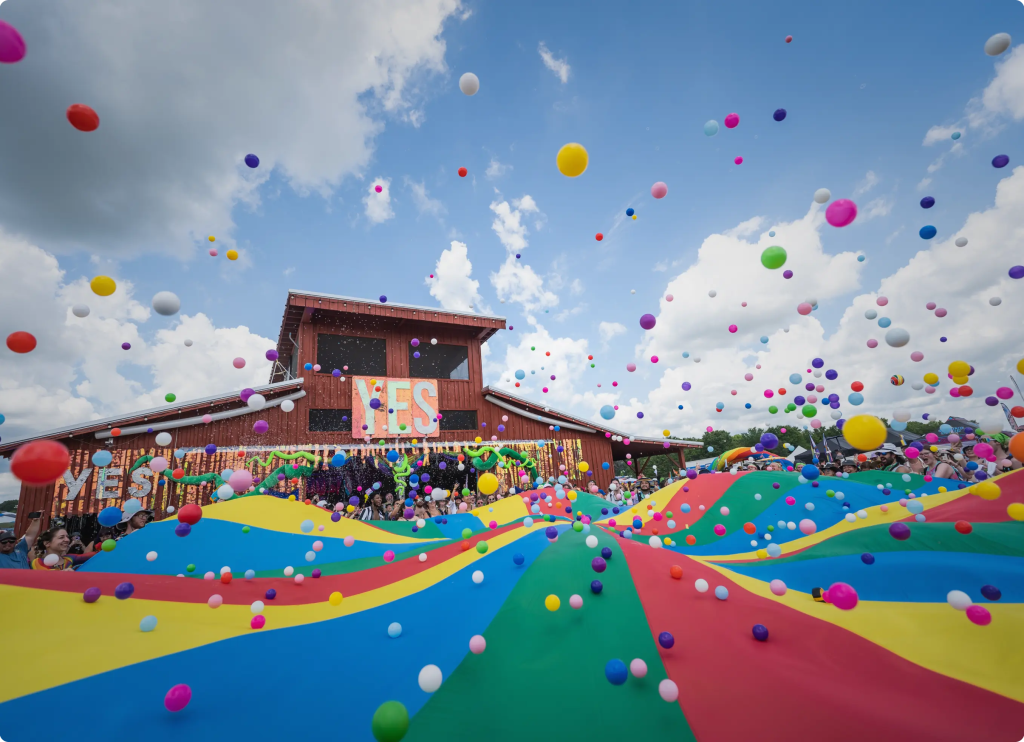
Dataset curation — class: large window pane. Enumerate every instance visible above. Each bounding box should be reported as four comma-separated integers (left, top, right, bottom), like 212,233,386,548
439,410,477,430
410,343,469,380
317,334,386,376
309,409,352,432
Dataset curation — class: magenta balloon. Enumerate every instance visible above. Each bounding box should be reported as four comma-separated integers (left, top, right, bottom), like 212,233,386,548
639,313,657,330
253,420,269,434
0,21,27,64
164,684,192,712
724,113,740,129
825,199,858,227
650,182,668,199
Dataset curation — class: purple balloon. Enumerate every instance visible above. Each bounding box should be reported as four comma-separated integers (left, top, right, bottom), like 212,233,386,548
114,582,135,600
83,587,101,603
783,270,793,279
369,398,381,410
175,522,191,537
639,313,657,330
888,522,911,541
332,369,341,377
760,433,779,449
992,154,1009,168
240,388,254,403
591,557,607,573
1010,266,1024,280
265,349,279,361
121,342,131,350
985,396,999,406
682,382,691,391
253,420,269,434
205,444,217,455
811,358,823,368
411,338,420,347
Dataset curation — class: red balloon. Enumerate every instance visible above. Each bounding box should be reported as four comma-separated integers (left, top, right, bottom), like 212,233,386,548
954,520,973,535
785,35,793,43
220,572,233,584
1010,406,1024,418
177,503,203,525
66,104,100,132
6,331,37,354
171,467,185,479
458,167,467,177
595,233,603,241
110,427,121,437
851,381,864,392
11,440,70,484
958,385,973,397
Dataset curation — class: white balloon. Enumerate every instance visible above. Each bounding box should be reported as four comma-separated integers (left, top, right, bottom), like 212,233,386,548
418,664,443,693
216,484,234,500
459,72,480,95
885,328,910,347
648,536,663,549
585,535,598,548
184,339,193,347
146,551,158,561
989,296,1002,306
247,393,266,410
251,600,265,614
947,590,972,610
280,399,295,413
472,570,484,584
911,381,924,390
708,290,717,298
954,237,968,247
43,553,60,566
155,432,172,446
71,304,90,318
984,33,1011,56
151,291,181,316
830,410,843,420
893,410,911,423
813,188,831,204
694,578,709,593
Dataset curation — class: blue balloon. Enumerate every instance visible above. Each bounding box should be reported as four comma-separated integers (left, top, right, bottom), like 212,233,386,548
773,108,787,121
91,450,113,467
891,420,907,431
98,506,123,527
604,659,628,685
626,208,635,217
244,154,260,168
789,373,802,384
602,462,609,469
951,131,961,140
715,585,729,600
600,405,616,420
878,317,891,328
715,402,724,411
0,413,5,425
939,424,952,434
801,464,820,481
919,225,937,240
174,448,187,459
704,119,719,137
745,403,751,409
590,579,603,594
386,450,399,463
760,336,769,344
920,196,935,209
857,255,865,262
515,369,525,380
140,615,158,632
848,392,864,406
304,363,312,370
681,504,691,513
331,453,346,467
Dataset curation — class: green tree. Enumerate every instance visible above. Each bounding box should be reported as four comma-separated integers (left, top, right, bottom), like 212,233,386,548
0,499,17,512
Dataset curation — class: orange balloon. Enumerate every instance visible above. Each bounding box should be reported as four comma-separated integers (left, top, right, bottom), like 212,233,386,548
1009,432,1024,462
669,565,683,579
743,522,756,534
460,541,472,552
685,534,696,545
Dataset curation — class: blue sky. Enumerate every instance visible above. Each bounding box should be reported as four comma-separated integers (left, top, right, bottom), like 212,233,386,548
1,0,1023,495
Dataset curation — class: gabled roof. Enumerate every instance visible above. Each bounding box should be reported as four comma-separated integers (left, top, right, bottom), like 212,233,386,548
482,386,703,449
0,378,304,455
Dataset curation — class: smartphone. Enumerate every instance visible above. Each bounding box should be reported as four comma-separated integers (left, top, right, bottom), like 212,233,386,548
28,511,42,519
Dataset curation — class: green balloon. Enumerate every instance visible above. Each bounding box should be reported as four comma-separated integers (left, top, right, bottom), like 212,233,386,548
242,525,250,533
801,404,817,418
572,521,583,532
461,528,473,539
371,701,409,742
101,538,116,552
461,487,471,497
768,405,778,414
186,563,196,572
760,245,788,270
164,393,176,403
786,403,796,412
475,540,489,554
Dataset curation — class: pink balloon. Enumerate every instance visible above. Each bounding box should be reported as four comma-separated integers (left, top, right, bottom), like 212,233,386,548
974,443,993,459
630,658,648,677
904,446,920,459
797,302,812,315
825,199,858,227
828,582,859,610
810,419,821,428
876,296,888,306
651,181,668,199
469,634,487,653
947,434,960,444
799,518,817,535
935,308,947,317
659,678,679,702
208,249,218,257
910,351,924,362
714,524,726,536
666,294,674,302
807,394,818,403
0,21,27,64
926,302,936,310
151,456,169,472
232,357,246,369
764,389,774,398
728,324,738,333
724,113,740,128
770,579,787,596
383,550,395,562
627,363,636,372
950,387,960,397
202,414,213,424
966,604,991,626
866,339,878,348
744,373,754,381
996,386,1013,399
228,470,253,492
926,433,939,443
251,615,266,629
344,535,355,546
164,684,192,712
651,355,659,363
785,496,796,505
925,386,936,394
734,156,744,165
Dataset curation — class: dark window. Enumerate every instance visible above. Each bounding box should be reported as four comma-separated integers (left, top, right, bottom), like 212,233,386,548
410,343,469,380
317,334,386,376
309,409,352,432
439,410,477,430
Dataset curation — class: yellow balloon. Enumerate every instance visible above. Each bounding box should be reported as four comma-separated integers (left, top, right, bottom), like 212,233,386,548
208,235,215,242
556,143,588,177
632,214,637,220
952,375,968,385
937,486,947,493
226,249,239,261
756,548,768,560
948,360,970,377
544,594,561,611
90,275,116,296
1018,358,1024,374
974,481,1001,501
923,372,938,385
663,430,671,437
842,414,887,451
478,472,499,495
346,504,354,512
1007,502,1024,521
328,591,343,606
567,491,577,501
578,461,589,473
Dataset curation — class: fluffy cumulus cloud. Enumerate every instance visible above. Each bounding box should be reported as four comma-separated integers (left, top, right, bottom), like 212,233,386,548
485,158,511,179
427,241,486,313
537,42,571,84
607,167,1024,438
489,195,559,312
364,178,395,224
0,233,273,443
0,0,461,257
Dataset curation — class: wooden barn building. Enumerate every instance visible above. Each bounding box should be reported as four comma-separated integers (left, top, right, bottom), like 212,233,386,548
1,290,700,537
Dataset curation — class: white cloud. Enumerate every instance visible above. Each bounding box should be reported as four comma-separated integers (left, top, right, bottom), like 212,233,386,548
538,42,571,84
0,473,19,502
917,177,933,191
488,194,558,312
405,178,446,218
485,158,511,179
0,232,274,442
606,167,1024,438
283,266,296,277
653,260,669,273
427,240,486,313
490,196,532,253
363,178,395,224
555,303,586,321
724,216,763,238
861,197,894,221
924,45,1024,146
885,227,904,244
599,321,627,346
853,170,880,196
0,0,462,258
570,279,584,295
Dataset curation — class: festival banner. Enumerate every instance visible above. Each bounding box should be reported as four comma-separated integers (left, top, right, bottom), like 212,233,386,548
350,376,441,438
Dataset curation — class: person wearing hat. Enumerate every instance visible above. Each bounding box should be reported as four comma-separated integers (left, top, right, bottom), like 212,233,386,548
114,508,153,540
0,510,44,570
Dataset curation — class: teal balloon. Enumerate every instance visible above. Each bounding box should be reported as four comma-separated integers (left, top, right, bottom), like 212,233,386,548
515,369,525,380
600,405,616,420
891,421,907,431
140,615,158,632
760,336,769,344
951,132,961,140
704,120,719,136
91,450,113,466
0,413,5,425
